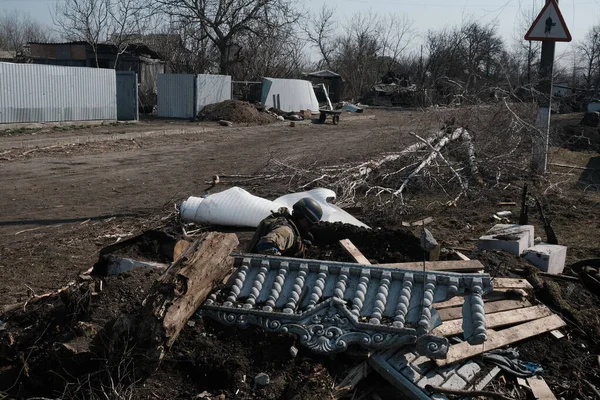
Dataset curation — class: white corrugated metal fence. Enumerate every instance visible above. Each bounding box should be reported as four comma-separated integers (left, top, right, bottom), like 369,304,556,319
0,62,117,124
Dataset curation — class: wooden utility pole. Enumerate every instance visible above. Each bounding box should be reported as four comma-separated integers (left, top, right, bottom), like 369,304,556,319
524,0,572,174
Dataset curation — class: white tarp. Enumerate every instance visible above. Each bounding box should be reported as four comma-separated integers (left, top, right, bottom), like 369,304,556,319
261,78,320,112
180,187,369,228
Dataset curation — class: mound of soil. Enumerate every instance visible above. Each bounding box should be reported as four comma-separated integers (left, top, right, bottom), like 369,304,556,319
309,222,422,263
201,100,277,124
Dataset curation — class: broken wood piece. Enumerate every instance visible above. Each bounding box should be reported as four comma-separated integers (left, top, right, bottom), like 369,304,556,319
549,330,565,339
497,202,517,206
333,361,372,398
432,305,552,336
409,217,433,226
425,384,515,400
380,259,484,272
436,314,566,366
493,278,533,290
526,376,557,400
454,250,470,261
103,232,239,377
474,366,501,390
437,299,533,321
516,377,530,388
339,239,371,264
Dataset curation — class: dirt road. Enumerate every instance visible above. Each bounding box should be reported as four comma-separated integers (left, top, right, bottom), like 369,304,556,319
0,110,447,303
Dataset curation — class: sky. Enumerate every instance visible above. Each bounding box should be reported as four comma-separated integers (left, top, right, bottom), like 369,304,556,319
2,0,600,62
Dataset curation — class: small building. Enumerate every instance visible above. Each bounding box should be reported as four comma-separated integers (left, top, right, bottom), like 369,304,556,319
306,70,343,103
26,41,165,109
552,81,572,97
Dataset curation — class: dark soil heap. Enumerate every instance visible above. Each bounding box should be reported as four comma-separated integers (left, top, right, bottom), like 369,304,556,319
200,100,276,124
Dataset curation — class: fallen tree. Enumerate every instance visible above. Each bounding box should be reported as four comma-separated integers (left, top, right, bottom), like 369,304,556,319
100,231,239,380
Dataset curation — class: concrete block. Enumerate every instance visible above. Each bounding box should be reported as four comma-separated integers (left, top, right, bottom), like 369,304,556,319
400,366,422,383
441,373,468,390
417,370,445,388
478,224,534,255
456,361,481,382
522,243,567,274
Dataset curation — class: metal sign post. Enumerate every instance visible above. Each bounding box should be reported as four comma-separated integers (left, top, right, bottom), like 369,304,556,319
524,0,572,174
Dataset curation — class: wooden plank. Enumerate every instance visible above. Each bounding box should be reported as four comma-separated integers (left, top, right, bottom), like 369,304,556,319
432,305,552,336
438,299,533,322
526,376,557,400
436,314,566,366
339,239,371,265
434,297,465,309
380,260,484,272
454,250,470,261
493,278,533,290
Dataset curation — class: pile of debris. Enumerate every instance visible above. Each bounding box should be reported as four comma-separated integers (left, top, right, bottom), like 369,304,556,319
199,100,277,124
1,184,599,399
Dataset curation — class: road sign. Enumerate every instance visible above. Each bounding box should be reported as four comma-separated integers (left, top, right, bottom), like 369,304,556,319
525,0,571,42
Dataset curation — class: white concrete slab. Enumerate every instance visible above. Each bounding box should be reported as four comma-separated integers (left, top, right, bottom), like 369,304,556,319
478,224,534,255
522,243,567,274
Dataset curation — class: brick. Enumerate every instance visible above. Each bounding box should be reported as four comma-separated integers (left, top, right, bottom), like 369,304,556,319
522,243,567,274
478,224,534,255
442,373,468,390
400,366,422,383
417,371,445,388
456,361,481,382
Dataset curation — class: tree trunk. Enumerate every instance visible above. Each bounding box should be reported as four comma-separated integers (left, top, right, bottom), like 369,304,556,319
219,45,229,75
99,232,239,380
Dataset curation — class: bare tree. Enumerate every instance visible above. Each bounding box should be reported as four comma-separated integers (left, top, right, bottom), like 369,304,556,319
53,0,111,67
304,6,337,70
152,0,300,75
107,0,151,69
0,10,50,56
577,24,600,90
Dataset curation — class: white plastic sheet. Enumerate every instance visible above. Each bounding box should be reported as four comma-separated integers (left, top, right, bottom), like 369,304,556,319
180,187,369,228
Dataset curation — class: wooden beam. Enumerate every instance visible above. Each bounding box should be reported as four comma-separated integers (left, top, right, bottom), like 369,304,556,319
526,376,557,400
380,260,484,272
339,239,371,265
493,278,533,290
438,299,533,326
432,305,552,336
436,314,566,366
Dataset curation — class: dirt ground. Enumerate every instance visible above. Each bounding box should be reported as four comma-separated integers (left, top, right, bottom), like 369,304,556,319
1,107,600,399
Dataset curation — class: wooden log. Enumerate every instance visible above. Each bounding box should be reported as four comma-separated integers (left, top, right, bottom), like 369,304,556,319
339,239,371,265
436,314,566,366
380,260,484,272
432,305,552,336
103,232,239,377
